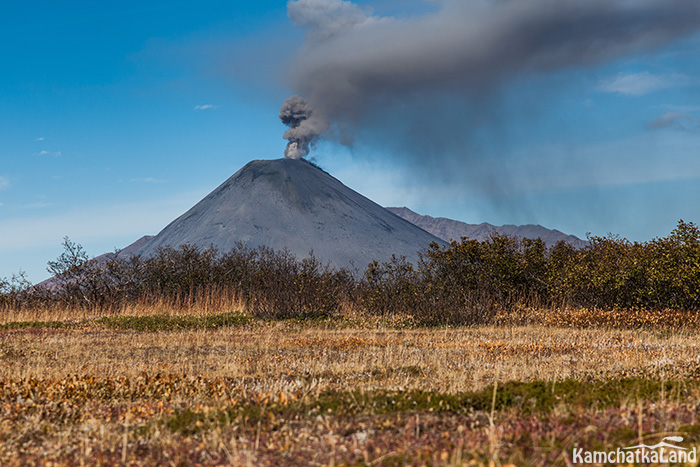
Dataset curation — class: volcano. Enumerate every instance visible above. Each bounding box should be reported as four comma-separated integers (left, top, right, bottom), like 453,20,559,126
134,158,444,270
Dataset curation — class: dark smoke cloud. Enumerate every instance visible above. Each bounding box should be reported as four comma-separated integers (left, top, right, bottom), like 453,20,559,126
279,95,328,159
280,0,700,163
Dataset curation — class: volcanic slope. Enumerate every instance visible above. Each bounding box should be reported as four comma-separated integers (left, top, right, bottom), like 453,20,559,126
136,159,444,270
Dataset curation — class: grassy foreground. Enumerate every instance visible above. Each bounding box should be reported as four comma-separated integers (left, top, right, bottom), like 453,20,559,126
1,307,699,466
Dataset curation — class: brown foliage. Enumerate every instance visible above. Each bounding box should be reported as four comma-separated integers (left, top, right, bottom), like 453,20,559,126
3,220,700,325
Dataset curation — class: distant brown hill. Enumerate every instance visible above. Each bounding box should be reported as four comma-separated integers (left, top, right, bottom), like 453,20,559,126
386,207,587,248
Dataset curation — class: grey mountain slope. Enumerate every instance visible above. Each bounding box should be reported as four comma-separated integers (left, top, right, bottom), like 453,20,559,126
119,235,154,256
387,207,586,248
136,159,444,269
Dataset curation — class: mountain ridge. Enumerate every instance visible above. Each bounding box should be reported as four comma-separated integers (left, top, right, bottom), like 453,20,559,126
386,206,586,248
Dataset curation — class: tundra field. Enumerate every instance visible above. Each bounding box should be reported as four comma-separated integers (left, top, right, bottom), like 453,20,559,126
1,302,700,467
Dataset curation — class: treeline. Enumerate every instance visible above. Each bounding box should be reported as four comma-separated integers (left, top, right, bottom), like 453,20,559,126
2,221,699,324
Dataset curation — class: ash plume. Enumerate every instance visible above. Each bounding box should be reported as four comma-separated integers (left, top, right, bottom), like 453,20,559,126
279,95,328,159
280,0,700,162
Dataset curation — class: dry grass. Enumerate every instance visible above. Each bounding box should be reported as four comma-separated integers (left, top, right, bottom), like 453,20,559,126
1,304,700,466
0,288,245,325
496,304,700,331
3,324,698,389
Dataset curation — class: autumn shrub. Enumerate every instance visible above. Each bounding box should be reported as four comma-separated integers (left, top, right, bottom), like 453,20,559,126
357,220,700,323
360,255,422,316
420,234,549,304
6,241,354,319
645,220,700,309
546,221,700,311
2,220,699,323
237,246,354,319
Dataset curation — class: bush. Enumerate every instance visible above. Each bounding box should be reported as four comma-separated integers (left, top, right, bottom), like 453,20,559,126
2,220,699,324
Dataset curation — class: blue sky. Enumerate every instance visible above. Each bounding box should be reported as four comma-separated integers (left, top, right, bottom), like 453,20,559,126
2,0,700,283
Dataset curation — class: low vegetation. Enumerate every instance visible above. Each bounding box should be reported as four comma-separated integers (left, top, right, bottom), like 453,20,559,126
2,220,699,326
1,321,699,465
1,220,699,465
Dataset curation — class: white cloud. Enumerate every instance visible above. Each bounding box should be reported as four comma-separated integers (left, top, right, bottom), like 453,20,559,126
0,176,8,190
649,112,697,130
35,150,62,157
194,104,217,111
35,137,45,141
599,72,689,96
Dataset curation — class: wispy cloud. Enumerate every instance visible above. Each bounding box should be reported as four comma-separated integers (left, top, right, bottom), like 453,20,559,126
194,104,217,111
35,150,62,157
599,72,690,96
0,176,9,190
648,112,697,130
0,190,208,250
129,177,165,184
35,137,45,141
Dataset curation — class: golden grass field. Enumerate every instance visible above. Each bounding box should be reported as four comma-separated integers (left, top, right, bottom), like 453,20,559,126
1,302,699,466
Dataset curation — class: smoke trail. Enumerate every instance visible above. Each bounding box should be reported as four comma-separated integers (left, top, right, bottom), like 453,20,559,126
280,0,700,161
279,95,328,159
